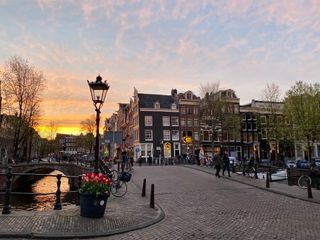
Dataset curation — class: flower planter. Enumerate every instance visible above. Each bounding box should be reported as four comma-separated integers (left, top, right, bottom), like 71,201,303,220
80,192,109,218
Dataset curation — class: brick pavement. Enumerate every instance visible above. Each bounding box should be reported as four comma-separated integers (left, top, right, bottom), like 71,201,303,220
185,164,320,204
0,177,164,239
2,165,320,240
97,165,320,240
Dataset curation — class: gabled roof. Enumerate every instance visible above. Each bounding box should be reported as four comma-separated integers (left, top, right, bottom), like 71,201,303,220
138,93,175,108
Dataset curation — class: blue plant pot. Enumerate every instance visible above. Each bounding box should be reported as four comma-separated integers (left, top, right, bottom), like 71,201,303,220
80,192,109,218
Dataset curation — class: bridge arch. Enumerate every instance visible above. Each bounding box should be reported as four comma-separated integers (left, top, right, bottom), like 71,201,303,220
2,163,90,190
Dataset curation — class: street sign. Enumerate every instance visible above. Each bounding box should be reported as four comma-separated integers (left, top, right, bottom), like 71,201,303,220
183,136,192,143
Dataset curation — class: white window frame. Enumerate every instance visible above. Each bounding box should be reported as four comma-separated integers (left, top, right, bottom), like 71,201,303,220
145,130,153,141
145,116,152,126
194,131,199,141
163,130,171,141
163,116,170,126
181,118,185,126
172,130,179,141
171,116,179,126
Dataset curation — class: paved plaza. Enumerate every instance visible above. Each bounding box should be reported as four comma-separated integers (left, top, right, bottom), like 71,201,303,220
2,165,320,239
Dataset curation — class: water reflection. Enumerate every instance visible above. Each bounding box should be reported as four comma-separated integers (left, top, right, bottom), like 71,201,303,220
0,170,76,211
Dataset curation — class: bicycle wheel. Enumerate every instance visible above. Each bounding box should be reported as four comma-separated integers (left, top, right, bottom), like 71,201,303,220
247,167,256,177
111,180,127,197
298,175,312,189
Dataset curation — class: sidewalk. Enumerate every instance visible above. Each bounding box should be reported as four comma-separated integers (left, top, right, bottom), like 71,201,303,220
185,165,320,204
0,180,164,239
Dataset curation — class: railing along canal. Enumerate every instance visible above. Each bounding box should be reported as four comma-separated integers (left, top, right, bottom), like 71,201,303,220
0,167,82,214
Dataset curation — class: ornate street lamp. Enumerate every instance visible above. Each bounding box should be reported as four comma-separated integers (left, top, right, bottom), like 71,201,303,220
88,75,110,173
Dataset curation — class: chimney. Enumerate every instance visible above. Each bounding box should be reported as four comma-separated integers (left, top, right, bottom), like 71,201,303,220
171,89,177,97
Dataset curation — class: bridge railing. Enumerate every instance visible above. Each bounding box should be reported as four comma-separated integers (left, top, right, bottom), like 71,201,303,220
0,167,82,214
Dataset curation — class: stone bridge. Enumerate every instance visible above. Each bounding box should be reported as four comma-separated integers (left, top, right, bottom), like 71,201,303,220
0,162,92,191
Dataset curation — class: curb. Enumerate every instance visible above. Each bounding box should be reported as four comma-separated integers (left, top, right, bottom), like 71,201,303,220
0,205,165,239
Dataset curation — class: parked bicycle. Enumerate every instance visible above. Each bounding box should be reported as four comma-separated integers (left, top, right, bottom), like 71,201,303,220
245,166,256,177
298,168,320,189
110,171,132,197
99,160,118,181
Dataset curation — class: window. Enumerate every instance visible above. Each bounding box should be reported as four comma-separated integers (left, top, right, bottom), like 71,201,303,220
181,118,185,126
253,133,258,141
261,129,267,139
163,130,171,140
194,107,199,115
253,122,257,130
187,118,193,126
162,116,170,126
141,144,146,157
242,123,247,131
154,101,160,109
186,92,192,99
194,118,199,126
260,115,266,125
243,134,247,142
145,130,153,141
234,105,239,114
171,103,177,109
145,116,152,126
181,106,185,114
194,131,199,141
242,113,246,120
172,130,179,141
187,107,193,114
247,122,252,131
222,132,228,141
171,116,179,126
202,130,210,141
246,113,252,120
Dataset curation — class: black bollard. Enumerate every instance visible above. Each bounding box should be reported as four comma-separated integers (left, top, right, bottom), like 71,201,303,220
142,178,146,197
266,172,270,188
254,165,258,179
2,167,13,214
242,163,245,176
76,175,82,206
307,181,313,199
150,184,155,208
54,174,62,210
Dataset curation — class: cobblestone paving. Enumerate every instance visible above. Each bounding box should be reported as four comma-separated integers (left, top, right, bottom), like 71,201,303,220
0,180,163,239
96,166,320,240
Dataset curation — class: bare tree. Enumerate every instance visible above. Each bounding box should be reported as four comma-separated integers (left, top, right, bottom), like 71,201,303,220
80,115,96,154
261,83,281,102
1,56,46,162
80,115,96,135
260,83,285,164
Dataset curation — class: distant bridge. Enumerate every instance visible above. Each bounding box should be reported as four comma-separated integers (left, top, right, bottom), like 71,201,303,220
0,162,92,190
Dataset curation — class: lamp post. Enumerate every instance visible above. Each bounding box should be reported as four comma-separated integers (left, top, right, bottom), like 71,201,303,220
87,75,110,173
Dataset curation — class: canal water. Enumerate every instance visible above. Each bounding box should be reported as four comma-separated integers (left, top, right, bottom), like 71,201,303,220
0,170,76,211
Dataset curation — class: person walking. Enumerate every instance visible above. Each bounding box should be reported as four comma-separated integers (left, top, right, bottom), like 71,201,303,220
213,153,222,178
222,152,231,177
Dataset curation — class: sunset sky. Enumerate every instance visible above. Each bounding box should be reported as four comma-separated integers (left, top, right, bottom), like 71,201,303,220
1,0,320,136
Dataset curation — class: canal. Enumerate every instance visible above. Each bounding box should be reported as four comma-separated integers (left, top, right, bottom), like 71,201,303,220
0,170,76,211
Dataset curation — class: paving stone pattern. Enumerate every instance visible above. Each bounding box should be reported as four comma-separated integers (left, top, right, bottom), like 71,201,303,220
101,166,320,240
0,179,163,239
